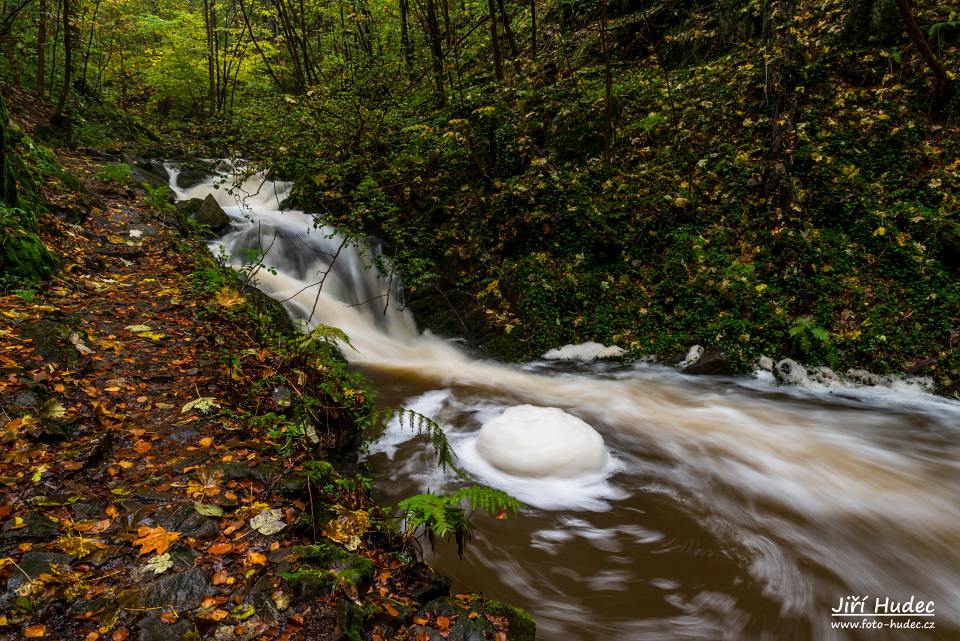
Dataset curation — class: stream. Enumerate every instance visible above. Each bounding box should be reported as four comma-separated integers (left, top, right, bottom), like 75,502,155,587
169,164,960,641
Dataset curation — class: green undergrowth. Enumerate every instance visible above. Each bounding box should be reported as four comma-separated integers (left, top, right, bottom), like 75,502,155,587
215,1,960,390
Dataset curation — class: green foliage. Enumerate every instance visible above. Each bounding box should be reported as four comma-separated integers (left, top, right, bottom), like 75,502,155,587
789,316,830,355
397,486,522,558
300,324,358,354
96,162,133,183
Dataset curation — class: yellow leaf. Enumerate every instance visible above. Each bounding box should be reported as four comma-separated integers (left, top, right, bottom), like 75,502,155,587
214,287,244,308
25,624,46,637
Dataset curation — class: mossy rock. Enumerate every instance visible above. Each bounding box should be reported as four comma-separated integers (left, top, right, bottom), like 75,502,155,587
287,542,375,597
486,600,536,641
281,567,337,600
0,228,58,282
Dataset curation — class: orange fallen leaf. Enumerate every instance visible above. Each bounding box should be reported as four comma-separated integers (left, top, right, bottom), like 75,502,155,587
112,627,129,641
212,570,233,585
436,616,451,630
133,440,152,454
245,551,267,566
134,525,180,556
209,610,229,622
159,612,179,624
198,437,213,448
201,598,218,609
208,543,233,555
25,625,46,638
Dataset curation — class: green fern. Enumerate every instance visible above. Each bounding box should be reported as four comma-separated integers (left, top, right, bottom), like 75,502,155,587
393,407,462,474
788,316,829,354
451,485,523,516
299,323,358,353
398,486,522,557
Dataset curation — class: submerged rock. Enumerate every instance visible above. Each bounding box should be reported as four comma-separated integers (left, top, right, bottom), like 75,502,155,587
681,348,733,375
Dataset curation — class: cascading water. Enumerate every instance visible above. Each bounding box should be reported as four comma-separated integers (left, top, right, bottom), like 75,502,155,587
169,164,960,641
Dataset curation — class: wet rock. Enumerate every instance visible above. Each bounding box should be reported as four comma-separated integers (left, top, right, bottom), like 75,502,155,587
939,223,960,272
3,552,73,594
13,390,40,409
137,614,192,641
177,169,213,189
367,597,415,633
808,366,839,385
174,512,221,541
775,359,807,385
19,319,69,364
757,356,774,372
681,348,733,375
412,598,495,641
176,197,204,217
677,345,704,368
394,562,451,603
194,194,231,235
142,566,211,610
71,500,107,520
220,462,266,483
1,511,60,540
846,368,882,386
247,575,283,625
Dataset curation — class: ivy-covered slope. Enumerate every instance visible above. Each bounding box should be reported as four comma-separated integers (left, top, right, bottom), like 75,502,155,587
222,0,959,390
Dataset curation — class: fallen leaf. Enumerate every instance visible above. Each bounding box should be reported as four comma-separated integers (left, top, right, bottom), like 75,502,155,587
209,609,229,621
144,553,173,574
249,509,286,536
194,502,224,518
245,551,267,566
208,543,234,555
134,526,180,556
181,397,221,414
198,436,214,448
39,399,66,420
159,612,179,624
112,627,129,641
69,333,94,355
214,287,245,308
124,325,152,332
24,625,46,638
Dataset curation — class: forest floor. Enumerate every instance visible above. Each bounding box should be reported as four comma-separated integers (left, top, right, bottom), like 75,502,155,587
0,120,520,640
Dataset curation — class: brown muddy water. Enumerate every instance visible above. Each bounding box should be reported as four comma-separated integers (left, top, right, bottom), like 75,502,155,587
176,165,960,641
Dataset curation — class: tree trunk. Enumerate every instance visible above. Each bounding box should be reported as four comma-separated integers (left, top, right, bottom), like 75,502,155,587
495,0,518,59
896,0,952,102
487,0,502,80
399,0,412,75
425,0,446,104
36,0,47,94
762,0,797,218
529,0,536,60
1,93,17,206
51,0,74,123
203,0,217,115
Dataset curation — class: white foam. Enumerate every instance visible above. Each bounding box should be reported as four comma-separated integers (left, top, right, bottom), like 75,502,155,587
542,342,624,361
475,405,608,478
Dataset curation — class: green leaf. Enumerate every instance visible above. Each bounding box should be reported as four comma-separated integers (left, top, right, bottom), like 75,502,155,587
194,502,224,518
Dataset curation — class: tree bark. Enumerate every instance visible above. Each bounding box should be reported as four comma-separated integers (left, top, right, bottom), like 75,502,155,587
51,0,75,123
529,0,536,60
762,0,797,218
896,0,952,101
399,0,412,75
425,0,446,104
486,0,502,80
36,0,47,94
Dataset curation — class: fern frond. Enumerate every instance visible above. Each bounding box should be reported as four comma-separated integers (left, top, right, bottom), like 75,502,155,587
395,407,463,475
451,485,523,516
299,324,359,353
